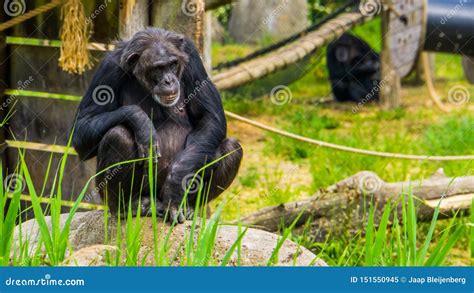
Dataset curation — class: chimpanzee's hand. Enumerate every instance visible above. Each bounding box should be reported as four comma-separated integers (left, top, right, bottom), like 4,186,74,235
135,127,161,164
125,105,161,163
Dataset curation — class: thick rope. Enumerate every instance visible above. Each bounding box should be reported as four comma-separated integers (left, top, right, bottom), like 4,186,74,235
213,0,358,71
225,111,474,161
0,0,62,32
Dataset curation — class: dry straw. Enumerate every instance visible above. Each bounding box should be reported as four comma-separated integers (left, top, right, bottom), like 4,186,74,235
59,0,92,74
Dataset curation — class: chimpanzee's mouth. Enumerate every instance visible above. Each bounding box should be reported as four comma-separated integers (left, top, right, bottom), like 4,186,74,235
162,94,178,102
153,89,180,107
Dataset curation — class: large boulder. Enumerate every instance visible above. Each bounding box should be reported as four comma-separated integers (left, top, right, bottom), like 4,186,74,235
13,211,326,266
228,0,309,44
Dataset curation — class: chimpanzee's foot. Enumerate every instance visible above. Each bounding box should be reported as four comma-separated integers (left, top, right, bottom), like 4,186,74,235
156,202,194,224
118,196,152,219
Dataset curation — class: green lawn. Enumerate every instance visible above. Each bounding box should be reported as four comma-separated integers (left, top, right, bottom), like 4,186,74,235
213,19,473,265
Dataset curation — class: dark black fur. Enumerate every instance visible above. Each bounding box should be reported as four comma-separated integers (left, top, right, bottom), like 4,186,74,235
72,28,242,222
327,33,380,103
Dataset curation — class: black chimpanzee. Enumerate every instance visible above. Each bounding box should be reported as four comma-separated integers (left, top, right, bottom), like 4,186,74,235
72,28,242,223
326,33,380,103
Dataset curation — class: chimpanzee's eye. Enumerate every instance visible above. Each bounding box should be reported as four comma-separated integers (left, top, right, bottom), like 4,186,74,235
170,61,178,72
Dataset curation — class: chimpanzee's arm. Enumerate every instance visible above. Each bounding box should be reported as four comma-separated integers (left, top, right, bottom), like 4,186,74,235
72,53,155,160
160,39,226,215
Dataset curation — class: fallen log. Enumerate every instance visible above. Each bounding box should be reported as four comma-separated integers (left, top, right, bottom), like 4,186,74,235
237,169,474,232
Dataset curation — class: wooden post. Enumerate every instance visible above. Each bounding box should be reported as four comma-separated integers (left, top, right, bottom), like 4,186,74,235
203,11,212,73
119,0,150,39
151,0,206,54
380,9,401,110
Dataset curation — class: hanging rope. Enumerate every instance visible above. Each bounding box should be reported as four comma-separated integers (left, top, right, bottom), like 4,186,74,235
225,111,474,161
0,0,62,32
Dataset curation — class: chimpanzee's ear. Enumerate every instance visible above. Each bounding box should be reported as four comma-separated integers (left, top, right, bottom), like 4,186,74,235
120,51,140,71
169,34,186,52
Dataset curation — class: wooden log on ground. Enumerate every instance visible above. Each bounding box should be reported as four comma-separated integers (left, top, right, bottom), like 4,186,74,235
238,169,474,232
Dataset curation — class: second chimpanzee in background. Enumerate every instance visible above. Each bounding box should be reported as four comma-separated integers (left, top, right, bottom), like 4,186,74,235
72,28,242,223
326,33,380,103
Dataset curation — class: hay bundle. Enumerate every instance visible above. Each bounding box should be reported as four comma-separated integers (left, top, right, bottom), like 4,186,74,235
58,0,92,74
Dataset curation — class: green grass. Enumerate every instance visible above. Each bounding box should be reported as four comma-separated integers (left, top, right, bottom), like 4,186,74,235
298,194,468,266
1,145,470,266
215,17,472,265
1,140,299,266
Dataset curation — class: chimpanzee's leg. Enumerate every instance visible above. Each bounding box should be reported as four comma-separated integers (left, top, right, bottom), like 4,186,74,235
96,125,148,216
186,137,243,209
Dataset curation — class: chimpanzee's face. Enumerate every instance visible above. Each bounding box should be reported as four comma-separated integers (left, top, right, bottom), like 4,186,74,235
131,42,187,107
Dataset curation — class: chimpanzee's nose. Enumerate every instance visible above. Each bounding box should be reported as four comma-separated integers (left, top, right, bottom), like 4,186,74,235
163,75,173,86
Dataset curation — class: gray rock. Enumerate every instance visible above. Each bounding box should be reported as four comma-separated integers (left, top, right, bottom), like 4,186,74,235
13,211,327,266
62,245,118,266
228,0,309,44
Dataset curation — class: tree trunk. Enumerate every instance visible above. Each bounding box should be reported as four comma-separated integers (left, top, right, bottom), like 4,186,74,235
151,0,205,53
237,169,474,233
119,0,150,39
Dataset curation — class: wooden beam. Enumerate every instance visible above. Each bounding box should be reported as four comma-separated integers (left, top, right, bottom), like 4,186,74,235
6,36,115,51
4,140,78,155
7,192,104,210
